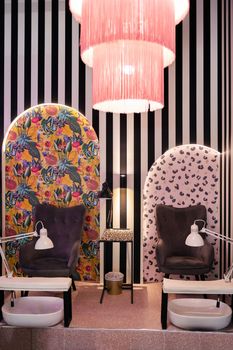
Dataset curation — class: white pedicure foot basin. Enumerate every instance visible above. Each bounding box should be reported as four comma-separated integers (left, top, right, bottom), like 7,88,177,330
2,296,63,327
168,298,232,331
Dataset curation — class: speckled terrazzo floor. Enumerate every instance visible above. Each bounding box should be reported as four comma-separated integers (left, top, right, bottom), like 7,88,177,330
71,282,162,329
1,282,233,350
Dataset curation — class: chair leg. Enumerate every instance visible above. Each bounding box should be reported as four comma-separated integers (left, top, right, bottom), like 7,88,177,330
63,287,72,327
200,274,207,299
231,295,233,320
161,289,168,329
71,278,76,291
0,291,4,320
160,273,169,329
200,274,205,281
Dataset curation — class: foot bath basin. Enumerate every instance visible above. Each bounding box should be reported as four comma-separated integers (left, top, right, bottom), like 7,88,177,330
2,296,63,327
168,298,232,330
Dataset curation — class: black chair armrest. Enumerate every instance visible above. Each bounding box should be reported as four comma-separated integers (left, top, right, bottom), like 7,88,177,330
156,239,172,267
68,240,81,271
192,239,214,266
19,238,37,267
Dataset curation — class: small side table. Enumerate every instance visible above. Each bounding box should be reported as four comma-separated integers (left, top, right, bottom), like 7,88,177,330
99,228,134,304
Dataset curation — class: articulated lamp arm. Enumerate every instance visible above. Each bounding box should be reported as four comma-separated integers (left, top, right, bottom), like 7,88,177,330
199,226,233,245
223,263,233,283
0,245,14,278
0,231,39,244
0,231,38,278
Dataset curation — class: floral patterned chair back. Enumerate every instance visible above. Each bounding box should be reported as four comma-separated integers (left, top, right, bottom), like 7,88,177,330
2,103,100,281
143,144,220,283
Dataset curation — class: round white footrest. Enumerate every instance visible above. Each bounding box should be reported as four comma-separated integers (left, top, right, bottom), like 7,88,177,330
168,298,232,331
2,296,64,327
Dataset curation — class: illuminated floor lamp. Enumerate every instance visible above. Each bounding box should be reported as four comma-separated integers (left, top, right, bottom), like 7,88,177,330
120,174,127,229
186,220,233,282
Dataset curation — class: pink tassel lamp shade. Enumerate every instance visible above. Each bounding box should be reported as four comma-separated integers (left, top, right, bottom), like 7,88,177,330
81,0,175,68
69,0,190,25
93,41,164,113
69,0,189,113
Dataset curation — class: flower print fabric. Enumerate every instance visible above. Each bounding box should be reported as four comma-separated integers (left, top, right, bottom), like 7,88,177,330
3,104,100,281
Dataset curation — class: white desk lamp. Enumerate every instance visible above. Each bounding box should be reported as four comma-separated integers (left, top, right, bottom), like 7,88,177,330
0,221,54,278
186,219,233,282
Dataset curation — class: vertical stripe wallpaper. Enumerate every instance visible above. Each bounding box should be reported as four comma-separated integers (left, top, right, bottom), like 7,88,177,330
0,0,232,283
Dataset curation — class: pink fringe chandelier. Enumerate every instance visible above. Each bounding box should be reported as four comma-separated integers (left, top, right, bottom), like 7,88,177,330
70,0,189,114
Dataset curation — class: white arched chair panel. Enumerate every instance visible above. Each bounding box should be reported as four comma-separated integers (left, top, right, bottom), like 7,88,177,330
143,144,220,282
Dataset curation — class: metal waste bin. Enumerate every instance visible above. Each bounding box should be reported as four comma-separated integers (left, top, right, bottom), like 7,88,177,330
105,272,124,295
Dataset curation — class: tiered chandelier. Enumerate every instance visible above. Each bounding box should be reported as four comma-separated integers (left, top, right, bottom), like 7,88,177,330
70,0,189,114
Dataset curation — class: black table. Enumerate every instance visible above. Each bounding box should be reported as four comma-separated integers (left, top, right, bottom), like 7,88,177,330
99,238,134,304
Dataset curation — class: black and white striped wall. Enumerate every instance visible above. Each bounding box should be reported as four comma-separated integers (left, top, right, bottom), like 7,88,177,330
0,0,232,283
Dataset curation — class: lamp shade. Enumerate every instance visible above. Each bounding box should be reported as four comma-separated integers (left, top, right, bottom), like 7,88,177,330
185,223,204,247
34,228,54,250
81,0,175,68
70,0,190,26
93,41,164,113
69,0,189,113
98,181,112,199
